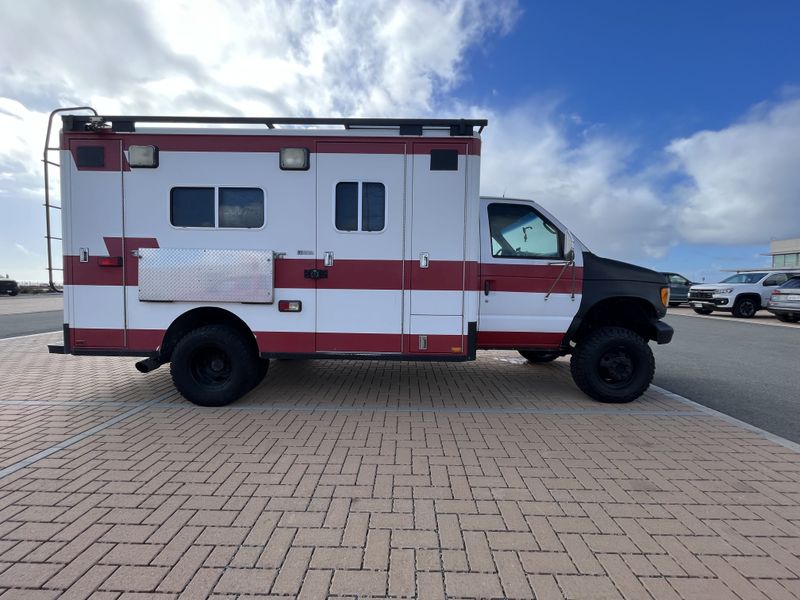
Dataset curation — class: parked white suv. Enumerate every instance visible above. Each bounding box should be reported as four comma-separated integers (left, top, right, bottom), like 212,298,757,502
688,271,800,318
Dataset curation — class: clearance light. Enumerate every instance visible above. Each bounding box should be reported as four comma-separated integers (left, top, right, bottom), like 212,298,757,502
278,300,302,312
660,287,670,307
98,256,122,267
128,145,159,168
280,147,309,170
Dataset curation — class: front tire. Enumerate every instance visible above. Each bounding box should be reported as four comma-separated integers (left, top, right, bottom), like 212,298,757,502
732,297,759,318
170,325,259,407
570,327,654,403
519,350,559,363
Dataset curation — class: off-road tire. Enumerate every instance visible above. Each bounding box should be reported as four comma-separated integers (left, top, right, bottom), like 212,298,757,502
570,326,654,404
732,297,759,318
693,308,713,315
170,325,259,407
9,290,19,296
518,350,559,363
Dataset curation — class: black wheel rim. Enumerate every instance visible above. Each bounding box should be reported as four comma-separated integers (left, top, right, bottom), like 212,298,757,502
189,343,232,386
597,346,635,386
740,301,756,317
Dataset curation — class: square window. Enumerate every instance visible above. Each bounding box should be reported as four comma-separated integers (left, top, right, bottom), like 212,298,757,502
430,149,458,171
335,182,385,232
362,183,385,231
76,146,105,168
170,187,215,227
335,182,359,231
219,188,264,228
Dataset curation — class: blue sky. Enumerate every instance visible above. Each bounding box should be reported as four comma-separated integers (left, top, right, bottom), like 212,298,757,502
459,0,800,281
1,0,799,284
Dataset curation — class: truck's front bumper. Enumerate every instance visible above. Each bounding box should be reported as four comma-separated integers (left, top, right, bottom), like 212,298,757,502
688,296,731,311
652,320,674,344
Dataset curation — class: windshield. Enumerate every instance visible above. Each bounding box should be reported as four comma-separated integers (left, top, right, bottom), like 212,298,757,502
720,273,767,284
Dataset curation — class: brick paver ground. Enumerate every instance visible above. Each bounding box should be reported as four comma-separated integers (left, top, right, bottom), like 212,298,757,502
0,332,798,599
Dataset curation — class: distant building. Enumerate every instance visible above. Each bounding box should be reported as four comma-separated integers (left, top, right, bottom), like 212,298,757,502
769,238,800,268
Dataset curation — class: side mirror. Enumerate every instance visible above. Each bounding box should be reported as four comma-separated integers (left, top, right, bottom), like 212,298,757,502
564,232,575,262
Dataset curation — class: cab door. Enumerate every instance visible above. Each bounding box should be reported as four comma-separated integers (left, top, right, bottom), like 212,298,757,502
314,142,407,353
478,199,582,349
66,138,127,349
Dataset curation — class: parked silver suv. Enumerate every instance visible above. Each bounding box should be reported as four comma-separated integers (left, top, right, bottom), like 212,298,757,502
688,270,800,318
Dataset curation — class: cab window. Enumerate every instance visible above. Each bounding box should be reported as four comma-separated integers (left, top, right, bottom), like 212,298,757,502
487,203,561,259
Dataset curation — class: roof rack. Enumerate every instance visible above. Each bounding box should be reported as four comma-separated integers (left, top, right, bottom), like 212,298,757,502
62,115,488,136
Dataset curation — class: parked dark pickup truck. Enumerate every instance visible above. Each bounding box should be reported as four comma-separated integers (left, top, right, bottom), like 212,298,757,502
0,278,20,296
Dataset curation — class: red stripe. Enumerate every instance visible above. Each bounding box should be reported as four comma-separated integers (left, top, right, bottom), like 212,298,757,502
68,328,472,355
405,260,467,291
70,328,125,349
476,331,564,350
481,264,584,294
256,331,315,353
62,133,481,156
64,237,159,286
65,244,583,295
127,329,165,351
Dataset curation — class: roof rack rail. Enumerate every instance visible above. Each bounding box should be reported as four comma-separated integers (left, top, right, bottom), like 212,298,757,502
62,115,488,136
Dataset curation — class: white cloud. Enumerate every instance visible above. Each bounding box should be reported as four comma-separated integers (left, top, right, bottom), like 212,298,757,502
670,98,800,245
0,0,798,282
478,102,675,261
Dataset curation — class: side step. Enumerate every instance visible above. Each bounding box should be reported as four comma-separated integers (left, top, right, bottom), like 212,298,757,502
48,344,65,354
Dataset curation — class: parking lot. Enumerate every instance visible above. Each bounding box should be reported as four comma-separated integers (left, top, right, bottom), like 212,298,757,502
1,325,799,599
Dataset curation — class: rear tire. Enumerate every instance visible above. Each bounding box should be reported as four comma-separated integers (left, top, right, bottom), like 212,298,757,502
775,313,800,323
170,325,259,407
570,327,654,403
732,297,758,318
9,290,19,296
518,350,559,363
693,308,713,315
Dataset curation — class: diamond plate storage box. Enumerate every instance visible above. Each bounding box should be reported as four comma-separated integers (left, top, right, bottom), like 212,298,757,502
138,248,274,303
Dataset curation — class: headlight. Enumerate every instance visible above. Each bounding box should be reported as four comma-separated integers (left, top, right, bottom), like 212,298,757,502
714,288,733,294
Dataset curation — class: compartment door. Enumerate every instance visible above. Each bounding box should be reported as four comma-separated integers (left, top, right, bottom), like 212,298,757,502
408,142,469,355
315,142,407,353
66,138,126,349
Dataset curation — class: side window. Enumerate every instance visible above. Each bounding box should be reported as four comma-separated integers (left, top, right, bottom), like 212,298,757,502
335,182,385,232
219,188,264,228
487,203,561,259
171,187,215,227
763,274,785,286
171,187,265,229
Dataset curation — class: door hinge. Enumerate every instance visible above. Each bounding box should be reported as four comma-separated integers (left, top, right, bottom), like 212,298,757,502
304,269,328,280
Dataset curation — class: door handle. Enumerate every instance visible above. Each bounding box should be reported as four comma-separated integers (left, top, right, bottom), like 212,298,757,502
79,248,89,263
419,252,429,269
323,251,334,267
484,280,491,296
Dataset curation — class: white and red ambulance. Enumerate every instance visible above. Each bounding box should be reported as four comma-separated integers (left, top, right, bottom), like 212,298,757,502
46,111,673,406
